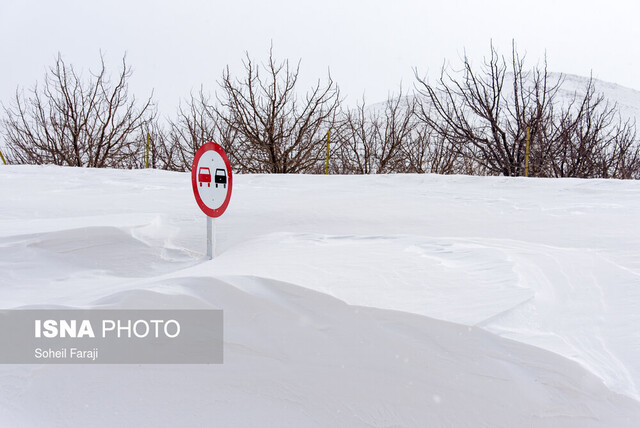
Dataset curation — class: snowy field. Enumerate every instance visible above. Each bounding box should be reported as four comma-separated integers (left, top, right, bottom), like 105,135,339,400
2,165,640,426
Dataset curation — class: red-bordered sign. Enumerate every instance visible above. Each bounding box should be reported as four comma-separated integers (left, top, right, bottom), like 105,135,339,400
191,142,233,217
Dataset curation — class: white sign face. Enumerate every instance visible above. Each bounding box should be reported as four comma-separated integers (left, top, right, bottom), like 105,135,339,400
191,142,233,218
195,150,229,210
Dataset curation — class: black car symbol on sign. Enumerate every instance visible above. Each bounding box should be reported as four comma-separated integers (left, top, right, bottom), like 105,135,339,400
215,168,227,188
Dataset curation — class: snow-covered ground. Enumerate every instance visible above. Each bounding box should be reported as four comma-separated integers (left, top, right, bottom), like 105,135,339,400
2,165,640,426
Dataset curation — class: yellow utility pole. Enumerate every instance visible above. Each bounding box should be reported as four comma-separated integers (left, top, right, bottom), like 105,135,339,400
326,130,330,175
146,133,150,169
0,149,6,165
525,126,530,177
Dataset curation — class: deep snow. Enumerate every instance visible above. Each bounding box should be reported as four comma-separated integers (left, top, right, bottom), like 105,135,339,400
2,165,640,426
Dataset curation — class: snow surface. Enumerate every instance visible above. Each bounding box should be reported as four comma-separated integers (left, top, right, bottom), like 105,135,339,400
2,165,640,426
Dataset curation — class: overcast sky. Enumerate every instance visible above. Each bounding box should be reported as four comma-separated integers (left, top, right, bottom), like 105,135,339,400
2,0,639,116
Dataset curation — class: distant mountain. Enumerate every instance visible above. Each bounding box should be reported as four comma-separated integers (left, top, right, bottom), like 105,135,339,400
550,73,640,123
367,73,640,125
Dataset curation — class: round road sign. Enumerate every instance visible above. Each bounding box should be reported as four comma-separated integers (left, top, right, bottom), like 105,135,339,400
191,142,233,217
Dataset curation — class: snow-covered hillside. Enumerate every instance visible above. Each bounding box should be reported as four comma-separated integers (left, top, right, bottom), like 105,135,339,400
551,72,640,123
2,165,640,426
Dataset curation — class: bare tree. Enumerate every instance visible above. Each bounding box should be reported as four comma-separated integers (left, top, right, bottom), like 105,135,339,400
332,97,381,174
609,120,640,179
333,91,417,174
415,42,562,177
400,124,463,174
2,53,155,168
215,49,340,173
549,78,640,178
163,90,236,171
123,120,175,170
414,42,640,179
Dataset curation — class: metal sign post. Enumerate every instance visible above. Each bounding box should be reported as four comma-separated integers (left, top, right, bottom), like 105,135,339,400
206,216,213,259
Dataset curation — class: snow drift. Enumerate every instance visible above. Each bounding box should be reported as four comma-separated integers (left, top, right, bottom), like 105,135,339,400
2,165,640,426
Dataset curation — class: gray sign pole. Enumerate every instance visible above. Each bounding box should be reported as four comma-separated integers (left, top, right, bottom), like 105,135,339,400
206,216,214,259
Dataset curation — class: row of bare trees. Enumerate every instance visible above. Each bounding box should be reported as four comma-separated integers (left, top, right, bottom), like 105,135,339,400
415,43,640,178
2,46,639,179
2,54,154,168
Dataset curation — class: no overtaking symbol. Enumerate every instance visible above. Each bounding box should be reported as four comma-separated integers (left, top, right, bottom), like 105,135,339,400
191,142,233,258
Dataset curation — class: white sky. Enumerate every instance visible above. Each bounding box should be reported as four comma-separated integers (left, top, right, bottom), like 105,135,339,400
2,0,639,117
